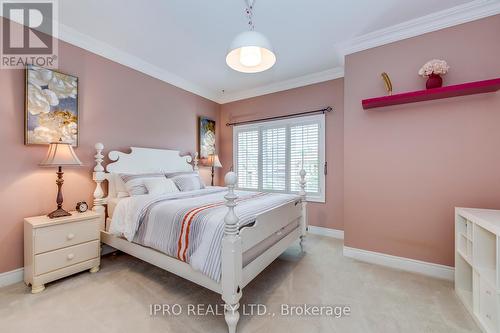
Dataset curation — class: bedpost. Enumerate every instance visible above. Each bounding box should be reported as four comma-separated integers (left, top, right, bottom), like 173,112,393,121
299,169,307,252
93,143,106,230
221,171,242,333
193,152,199,171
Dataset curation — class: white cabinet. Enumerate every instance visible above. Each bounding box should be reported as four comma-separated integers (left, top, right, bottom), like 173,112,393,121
455,208,500,333
24,211,101,293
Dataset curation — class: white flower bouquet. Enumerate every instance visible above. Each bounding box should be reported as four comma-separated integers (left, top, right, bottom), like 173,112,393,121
418,59,450,77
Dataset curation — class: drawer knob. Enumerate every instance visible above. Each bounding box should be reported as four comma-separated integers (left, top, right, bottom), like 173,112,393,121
486,314,491,320
486,290,492,296
67,233,75,240
67,253,75,260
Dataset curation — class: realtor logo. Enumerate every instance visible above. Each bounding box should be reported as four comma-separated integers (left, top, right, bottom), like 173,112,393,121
1,0,58,69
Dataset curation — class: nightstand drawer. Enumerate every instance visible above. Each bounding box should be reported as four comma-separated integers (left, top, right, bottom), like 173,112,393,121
34,240,100,276
34,219,99,254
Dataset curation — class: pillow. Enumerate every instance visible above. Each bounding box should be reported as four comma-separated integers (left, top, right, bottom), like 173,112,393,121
165,171,198,178
119,173,166,196
143,178,179,196
169,173,205,192
111,173,129,197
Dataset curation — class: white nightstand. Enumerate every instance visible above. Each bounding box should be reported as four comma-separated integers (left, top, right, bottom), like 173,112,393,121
24,211,101,293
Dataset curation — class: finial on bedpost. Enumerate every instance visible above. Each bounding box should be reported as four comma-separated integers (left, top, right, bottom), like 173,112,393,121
299,169,307,200
94,143,104,172
222,171,242,333
224,172,238,235
298,169,307,253
193,152,199,171
93,143,106,229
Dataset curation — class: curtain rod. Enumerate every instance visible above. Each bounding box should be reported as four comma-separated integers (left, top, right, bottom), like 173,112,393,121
226,106,333,127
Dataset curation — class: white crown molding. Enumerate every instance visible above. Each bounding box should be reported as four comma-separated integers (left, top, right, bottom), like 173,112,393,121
0,13,220,101
339,0,500,56
0,267,24,288
217,0,500,103
2,1,498,103
57,23,221,102
308,226,344,239
218,67,345,104
343,246,454,281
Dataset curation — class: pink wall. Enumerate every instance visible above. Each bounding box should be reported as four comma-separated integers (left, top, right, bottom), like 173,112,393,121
1,15,499,275
219,79,344,230
344,15,500,266
0,34,219,273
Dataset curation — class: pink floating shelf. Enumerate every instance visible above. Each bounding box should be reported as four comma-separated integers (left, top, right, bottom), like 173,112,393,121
362,77,500,110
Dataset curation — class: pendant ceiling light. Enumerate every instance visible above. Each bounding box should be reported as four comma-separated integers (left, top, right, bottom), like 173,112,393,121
226,0,276,73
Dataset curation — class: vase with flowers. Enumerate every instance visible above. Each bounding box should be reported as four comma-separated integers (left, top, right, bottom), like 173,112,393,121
418,59,450,89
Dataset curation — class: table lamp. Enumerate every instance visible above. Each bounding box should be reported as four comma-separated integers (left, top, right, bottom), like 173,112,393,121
207,154,222,186
40,140,82,218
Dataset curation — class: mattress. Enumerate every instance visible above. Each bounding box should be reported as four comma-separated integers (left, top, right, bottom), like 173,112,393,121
107,197,124,219
109,188,301,281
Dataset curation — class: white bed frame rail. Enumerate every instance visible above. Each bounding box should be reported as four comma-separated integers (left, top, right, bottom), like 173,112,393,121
92,143,307,333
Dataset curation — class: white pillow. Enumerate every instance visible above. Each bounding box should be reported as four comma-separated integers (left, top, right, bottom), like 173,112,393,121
144,178,180,195
169,173,205,192
112,173,128,196
120,173,166,196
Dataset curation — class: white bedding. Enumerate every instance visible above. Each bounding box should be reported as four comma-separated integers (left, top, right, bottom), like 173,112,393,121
109,187,226,240
108,187,299,281
107,197,124,219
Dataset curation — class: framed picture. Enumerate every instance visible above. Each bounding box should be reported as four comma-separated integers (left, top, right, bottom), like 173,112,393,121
25,65,79,146
199,117,216,159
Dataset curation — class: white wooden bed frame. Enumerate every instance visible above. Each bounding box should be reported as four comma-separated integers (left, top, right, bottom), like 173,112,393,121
92,143,307,333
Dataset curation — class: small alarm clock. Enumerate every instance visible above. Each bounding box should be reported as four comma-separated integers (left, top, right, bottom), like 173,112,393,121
76,201,89,213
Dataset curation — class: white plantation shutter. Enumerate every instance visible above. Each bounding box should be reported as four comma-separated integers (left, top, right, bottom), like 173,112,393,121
233,114,325,202
262,127,287,191
236,130,259,189
290,123,320,193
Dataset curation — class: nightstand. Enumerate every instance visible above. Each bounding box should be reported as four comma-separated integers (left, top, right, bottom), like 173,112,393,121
24,211,101,293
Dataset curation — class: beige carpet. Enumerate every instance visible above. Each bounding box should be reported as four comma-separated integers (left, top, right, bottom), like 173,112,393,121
0,235,479,333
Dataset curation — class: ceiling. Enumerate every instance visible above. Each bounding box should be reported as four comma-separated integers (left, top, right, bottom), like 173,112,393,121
54,0,499,102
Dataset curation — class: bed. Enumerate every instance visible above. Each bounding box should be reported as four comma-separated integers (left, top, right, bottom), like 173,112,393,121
92,143,308,333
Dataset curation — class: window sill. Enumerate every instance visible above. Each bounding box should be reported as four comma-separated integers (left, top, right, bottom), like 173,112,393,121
306,196,325,203
235,188,325,203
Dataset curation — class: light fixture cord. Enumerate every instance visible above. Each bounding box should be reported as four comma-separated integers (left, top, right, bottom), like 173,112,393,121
244,0,255,31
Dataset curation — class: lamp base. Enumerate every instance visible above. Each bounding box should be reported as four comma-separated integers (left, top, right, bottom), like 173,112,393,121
47,208,72,219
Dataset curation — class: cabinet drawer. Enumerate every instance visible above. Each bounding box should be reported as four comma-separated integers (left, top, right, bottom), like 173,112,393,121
34,240,100,276
479,278,498,332
34,219,99,254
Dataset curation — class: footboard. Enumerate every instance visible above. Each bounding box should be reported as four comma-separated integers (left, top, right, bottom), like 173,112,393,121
220,170,307,333
240,201,302,252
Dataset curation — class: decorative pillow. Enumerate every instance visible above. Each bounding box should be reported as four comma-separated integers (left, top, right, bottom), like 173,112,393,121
143,178,179,196
119,173,166,196
112,173,129,197
168,173,205,192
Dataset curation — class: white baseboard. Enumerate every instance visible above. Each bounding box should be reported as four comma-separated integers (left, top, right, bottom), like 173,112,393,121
308,226,344,239
0,268,24,288
343,246,454,281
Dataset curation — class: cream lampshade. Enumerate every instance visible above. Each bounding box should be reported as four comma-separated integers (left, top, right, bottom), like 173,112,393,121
207,154,222,168
40,141,82,218
207,154,222,186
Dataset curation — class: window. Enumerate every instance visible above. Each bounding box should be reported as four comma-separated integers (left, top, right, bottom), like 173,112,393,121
233,114,325,202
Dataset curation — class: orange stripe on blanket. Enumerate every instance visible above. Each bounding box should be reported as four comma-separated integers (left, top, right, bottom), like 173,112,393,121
178,192,268,262
177,202,223,260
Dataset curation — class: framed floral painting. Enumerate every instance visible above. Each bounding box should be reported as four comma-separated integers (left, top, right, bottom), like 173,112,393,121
25,65,79,146
199,117,216,159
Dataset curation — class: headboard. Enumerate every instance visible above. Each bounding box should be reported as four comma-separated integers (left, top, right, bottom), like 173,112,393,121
92,143,199,222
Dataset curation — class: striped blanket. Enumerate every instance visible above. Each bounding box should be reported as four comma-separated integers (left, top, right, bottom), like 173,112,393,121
110,187,299,281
